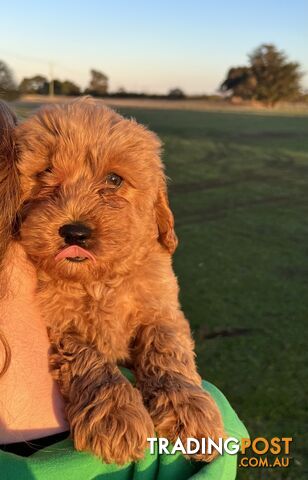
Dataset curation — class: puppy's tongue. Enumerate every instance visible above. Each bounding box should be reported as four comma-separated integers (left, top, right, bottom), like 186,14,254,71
55,245,96,262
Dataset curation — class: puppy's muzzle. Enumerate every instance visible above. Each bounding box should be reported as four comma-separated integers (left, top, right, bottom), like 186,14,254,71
59,223,92,246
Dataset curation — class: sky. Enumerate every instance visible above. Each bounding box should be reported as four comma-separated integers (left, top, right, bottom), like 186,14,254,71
0,0,307,94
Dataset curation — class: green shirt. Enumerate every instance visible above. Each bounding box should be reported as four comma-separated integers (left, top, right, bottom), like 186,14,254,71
0,377,248,480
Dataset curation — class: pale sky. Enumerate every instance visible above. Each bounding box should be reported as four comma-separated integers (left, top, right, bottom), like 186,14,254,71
0,0,307,94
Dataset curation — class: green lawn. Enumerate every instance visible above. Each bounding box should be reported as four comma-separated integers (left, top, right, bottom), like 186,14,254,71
14,102,308,479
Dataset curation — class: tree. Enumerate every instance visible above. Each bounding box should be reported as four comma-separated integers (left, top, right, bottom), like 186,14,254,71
61,80,81,96
52,79,65,95
19,75,49,95
86,69,108,96
249,44,302,105
220,67,257,100
220,44,302,105
51,79,81,96
19,76,81,96
168,88,186,99
0,60,18,99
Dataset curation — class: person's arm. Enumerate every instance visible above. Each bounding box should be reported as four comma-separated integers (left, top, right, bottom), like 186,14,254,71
0,242,68,444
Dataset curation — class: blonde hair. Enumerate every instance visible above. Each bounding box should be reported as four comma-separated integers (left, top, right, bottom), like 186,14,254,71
0,100,20,376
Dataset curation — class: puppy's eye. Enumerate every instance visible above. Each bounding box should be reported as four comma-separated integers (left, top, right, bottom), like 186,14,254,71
36,166,52,178
105,172,123,188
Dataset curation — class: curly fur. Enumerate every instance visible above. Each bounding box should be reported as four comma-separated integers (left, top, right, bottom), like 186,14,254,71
3,97,224,463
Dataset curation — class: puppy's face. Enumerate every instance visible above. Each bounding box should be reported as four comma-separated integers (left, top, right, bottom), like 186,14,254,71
15,99,177,282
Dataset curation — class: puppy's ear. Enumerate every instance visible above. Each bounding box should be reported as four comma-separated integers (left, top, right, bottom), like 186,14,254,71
0,101,20,266
155,176,178,254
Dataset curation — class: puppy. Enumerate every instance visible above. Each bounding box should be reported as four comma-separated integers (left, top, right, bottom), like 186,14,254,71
8,98,224,463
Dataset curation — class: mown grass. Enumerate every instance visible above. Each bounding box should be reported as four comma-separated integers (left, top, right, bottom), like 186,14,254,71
118,108,308,480
14,102,308,479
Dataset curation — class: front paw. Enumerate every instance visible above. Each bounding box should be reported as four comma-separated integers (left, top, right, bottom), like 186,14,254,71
145,378,225,462
69,380,155,464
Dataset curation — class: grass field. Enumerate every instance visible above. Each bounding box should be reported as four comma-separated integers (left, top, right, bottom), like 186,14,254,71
13,101,308,479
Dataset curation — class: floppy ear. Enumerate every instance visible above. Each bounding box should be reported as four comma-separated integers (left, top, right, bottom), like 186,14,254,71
155,176,178,254
0,101,21,268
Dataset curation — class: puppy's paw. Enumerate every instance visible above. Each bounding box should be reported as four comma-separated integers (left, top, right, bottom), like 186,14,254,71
146,379,225,462
70,380,155,464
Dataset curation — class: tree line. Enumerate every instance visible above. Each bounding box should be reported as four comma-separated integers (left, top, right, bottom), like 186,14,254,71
0,44,305,105
0,67,109,99
0,63,186,100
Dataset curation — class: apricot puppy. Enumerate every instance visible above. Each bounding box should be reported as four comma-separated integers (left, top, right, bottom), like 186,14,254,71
12,98,224,463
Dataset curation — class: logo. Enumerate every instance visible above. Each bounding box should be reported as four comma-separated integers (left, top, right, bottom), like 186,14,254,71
239,437,292,468
147,436,293,469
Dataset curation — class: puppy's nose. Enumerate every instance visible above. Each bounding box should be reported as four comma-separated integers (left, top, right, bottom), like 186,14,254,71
59,223,92,245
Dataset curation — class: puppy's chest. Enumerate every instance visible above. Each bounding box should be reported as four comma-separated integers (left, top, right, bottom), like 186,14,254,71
37,280,137,362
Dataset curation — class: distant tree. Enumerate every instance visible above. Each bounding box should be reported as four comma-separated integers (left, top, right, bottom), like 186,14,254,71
168,88,186,99
220,44,302,105
61,80,81,96
111,87,129,98
19,75,49,95
0,60,18,99
52,79,63,95
85,69,108,96
249,44,302,105
117,87,127,95
19,76,81,96
220,67,257,100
